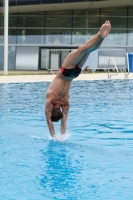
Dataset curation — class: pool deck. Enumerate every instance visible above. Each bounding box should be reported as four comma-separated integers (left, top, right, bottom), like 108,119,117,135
0,71,133,83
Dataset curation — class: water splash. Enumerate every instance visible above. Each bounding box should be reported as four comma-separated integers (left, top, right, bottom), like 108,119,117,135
49,133,71,142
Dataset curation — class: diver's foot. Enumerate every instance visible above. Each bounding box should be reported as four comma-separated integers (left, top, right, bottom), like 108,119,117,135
99,20,111,38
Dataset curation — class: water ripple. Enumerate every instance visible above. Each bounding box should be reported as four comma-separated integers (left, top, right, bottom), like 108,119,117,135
1,80,133,200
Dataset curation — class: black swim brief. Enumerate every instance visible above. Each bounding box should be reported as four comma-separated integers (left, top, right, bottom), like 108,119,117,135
60,65,81,78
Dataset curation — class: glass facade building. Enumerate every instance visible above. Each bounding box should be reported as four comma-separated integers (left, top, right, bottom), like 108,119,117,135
0,1,133,70
0,0,109,6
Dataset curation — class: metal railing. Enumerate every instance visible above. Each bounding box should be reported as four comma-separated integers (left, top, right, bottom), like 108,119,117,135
44,48,129,79
98,49,128,79
108,58,118,79
45,49,75,74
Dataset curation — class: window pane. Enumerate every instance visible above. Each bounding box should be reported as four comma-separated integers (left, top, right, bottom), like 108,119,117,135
72,17,86,28
42,0,62,3
87,9,100,16
17,0,40,5
9,46,16,70
73,10,100,29
45,15,72,28
101,7,127,16
63,30,71,45
73,9,99,28
45,29,62,44
128,6,133,16
72,28,101,45
0,46,4,69
101,17,127,29
128,18,133,29
46,10,72,15
65,0,87,2
45,12,72,28
73,9,100,16
0,0,3,7
9,29,17,44
0,14,4,28
88,17,99,28
9,0,16,6
73,9,87,16
72,29,86,45
9,14,18,27
0,28,4,44
0,46,14,70
102,30,127,47
17,29,44,44
45,29,71,45
127,30,133,46
18,15,45,27
87,28,99,39
45,10,72,28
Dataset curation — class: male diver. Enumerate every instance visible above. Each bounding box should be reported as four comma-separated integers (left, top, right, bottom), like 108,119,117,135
45,21,111,138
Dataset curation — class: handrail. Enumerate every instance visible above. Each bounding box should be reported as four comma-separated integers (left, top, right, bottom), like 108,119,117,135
108,58,118,79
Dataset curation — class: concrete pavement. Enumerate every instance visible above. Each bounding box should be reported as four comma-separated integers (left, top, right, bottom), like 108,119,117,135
0,72,133,83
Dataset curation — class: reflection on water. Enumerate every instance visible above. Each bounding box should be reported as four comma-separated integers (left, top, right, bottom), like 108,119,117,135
40,141,81,199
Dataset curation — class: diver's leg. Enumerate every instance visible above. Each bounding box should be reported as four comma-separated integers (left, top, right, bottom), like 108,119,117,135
62,21,111,69
77,38,104,68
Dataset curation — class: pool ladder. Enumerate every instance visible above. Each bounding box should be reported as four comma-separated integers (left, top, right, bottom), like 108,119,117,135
108,57,128,79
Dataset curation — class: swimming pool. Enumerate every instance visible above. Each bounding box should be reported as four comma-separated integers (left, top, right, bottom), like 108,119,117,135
0,80,133,200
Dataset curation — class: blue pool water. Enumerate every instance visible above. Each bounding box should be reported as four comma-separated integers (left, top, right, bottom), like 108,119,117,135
0,80,133,200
